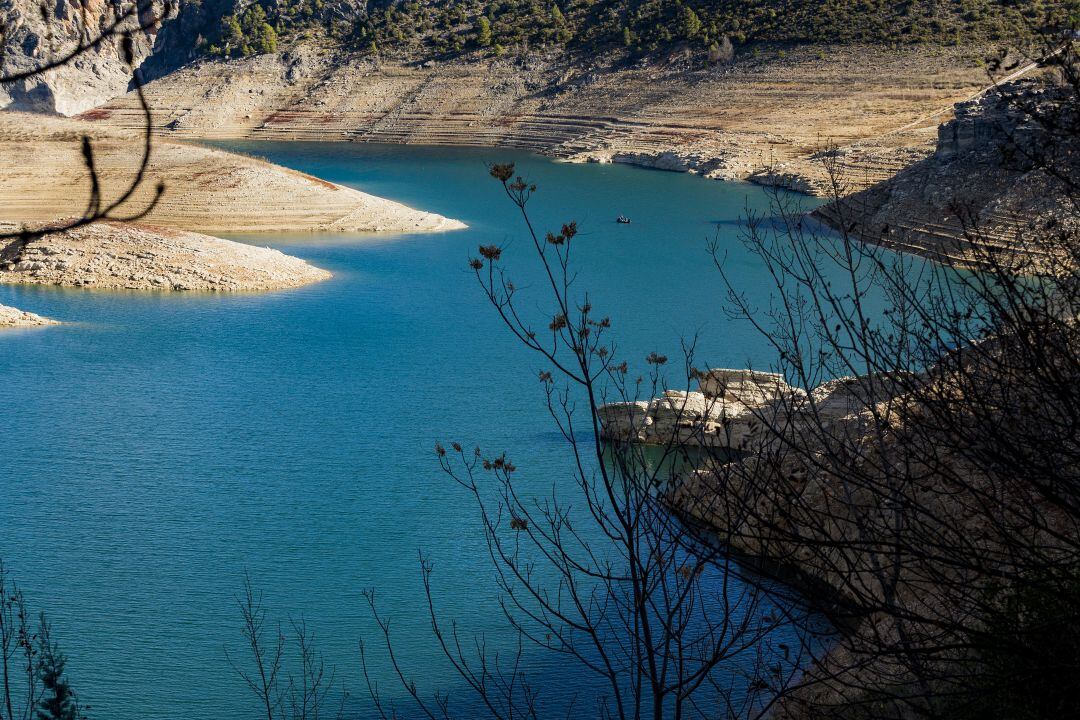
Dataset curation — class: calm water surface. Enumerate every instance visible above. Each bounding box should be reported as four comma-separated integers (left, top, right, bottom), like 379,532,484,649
1,143,848,718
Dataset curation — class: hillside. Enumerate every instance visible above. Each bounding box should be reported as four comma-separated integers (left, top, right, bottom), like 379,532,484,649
3,0,1051,115
92,41,996,196
168,0,1048,66
815,78,1079,270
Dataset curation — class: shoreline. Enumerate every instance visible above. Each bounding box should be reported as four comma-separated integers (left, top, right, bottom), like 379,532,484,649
90,43,998,200
0,303,58,328
0,111,468,237
1,221,333,292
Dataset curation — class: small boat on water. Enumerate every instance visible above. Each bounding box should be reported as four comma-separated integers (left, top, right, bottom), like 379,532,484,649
616,215,632,224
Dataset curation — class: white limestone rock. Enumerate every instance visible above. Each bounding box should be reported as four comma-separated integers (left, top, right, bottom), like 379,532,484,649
0,303,57,327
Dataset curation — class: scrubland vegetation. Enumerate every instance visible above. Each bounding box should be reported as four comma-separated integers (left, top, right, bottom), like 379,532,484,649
204,0,1060,60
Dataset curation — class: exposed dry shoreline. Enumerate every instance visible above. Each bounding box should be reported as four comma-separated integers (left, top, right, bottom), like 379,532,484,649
1,221,331,291
0,41,1040,313
92,43,1001,198
0,303,57,327
0,108,464,305
0,111,466,235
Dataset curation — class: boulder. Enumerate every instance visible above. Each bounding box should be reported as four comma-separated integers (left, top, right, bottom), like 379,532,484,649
694,368,791,403
598,368,807,449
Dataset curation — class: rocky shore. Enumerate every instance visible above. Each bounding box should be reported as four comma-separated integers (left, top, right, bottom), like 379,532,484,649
599,368,935,714
0,303,57,328
90,43,995,197
597,368,898,450
814,80,1075,270
0,221,331,292
600,362,1063,717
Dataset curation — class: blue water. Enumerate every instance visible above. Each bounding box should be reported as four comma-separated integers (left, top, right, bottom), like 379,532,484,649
0,143,843,719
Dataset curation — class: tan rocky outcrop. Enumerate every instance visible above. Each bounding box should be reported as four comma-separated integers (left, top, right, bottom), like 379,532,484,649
0,221,330,291
598,368,805,448
598,369,916,449
0,303,57,327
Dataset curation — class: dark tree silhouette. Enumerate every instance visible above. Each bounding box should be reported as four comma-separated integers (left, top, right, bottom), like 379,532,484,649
354,161,826,720
665,14,1080,719
227,576,346,720
1,562,85,720
34,617,80,720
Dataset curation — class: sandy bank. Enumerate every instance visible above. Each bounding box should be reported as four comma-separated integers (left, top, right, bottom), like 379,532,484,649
93,44,996,196
0,221,331,291
0,303,58,327
0,111,466,235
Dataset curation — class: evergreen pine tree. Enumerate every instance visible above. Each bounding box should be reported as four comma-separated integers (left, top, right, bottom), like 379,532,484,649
476,17,493,47
679,6,702,39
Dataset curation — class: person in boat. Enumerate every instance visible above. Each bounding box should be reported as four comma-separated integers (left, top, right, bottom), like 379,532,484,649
616,215,631,224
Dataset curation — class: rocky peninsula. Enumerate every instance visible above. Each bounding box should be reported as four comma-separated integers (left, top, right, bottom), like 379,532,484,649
0,303,57,328
1,221,331,291
0,111,466,235
0,108,463,305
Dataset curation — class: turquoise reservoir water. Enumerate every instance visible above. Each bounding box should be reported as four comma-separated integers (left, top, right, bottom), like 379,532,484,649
1,143,842,718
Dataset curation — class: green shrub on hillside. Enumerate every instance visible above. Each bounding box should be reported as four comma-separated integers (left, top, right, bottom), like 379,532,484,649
202,0,1060,60
210,2,279,58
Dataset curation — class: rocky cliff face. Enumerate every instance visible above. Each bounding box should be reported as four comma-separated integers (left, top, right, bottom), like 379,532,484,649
815,79,1077,270
137,0,233,81
0,0,167,115
934,84,1045,162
